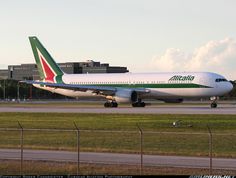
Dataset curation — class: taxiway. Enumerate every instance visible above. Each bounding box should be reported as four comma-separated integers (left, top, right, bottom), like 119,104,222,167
0,104,236,114
0,149,235,170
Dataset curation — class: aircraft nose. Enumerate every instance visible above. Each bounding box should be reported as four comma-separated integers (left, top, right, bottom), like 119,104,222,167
227,82,233,92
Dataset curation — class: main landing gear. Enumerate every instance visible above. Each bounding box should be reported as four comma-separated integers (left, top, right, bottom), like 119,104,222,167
104,101,118,108
132,98,146,107
210,96,218,108
104,99,146,108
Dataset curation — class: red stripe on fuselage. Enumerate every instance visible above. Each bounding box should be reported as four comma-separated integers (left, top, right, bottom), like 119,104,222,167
40,56,55,82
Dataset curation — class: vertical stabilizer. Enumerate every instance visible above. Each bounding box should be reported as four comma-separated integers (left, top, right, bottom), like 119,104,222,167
29,36,63,83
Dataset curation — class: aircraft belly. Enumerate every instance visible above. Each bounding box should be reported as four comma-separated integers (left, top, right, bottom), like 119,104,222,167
148,88,215,98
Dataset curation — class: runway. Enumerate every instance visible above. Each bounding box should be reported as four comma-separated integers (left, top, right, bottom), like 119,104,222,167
0,104,236,114
0,149,235,170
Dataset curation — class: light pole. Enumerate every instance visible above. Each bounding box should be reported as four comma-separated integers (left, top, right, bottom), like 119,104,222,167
17,82,20,102
0,79,6,100
3,79,5,100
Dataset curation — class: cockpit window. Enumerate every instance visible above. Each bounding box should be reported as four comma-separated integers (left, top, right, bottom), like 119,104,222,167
215,78,227,82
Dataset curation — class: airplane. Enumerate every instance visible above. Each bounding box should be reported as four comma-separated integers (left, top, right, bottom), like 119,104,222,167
22,36,233,108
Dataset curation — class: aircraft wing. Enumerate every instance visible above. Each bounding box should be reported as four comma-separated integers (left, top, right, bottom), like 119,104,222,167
20,80,150,96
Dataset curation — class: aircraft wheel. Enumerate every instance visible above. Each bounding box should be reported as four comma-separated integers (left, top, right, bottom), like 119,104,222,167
140,102,146,107
104,101,118,108
211,102,217,108
111,102,118,107
104,102,111,108
132,102,145,107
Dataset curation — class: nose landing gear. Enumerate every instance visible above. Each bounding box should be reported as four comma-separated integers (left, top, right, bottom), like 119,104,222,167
210,102,217,108
210,96,219,108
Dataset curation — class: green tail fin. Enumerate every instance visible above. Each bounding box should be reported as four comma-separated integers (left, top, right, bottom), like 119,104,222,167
29,36,63,83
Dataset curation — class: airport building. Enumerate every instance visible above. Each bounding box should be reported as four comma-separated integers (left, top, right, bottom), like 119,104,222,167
0,60,129,81
0,69,8,79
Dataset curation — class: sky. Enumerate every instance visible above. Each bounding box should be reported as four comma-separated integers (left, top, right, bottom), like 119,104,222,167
0,0,236,79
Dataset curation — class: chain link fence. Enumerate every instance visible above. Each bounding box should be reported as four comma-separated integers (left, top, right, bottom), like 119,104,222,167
0,124,235,175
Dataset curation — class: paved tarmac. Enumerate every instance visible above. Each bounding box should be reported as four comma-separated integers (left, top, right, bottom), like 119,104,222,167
0,104,236,114
0,149,235,170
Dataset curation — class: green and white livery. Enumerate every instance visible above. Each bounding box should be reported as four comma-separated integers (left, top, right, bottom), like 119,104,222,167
23,37,233,108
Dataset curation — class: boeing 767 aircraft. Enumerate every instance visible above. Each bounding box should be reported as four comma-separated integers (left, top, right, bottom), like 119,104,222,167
22,37,233,108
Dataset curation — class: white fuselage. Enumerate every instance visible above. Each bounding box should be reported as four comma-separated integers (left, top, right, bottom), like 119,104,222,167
34,72,233,102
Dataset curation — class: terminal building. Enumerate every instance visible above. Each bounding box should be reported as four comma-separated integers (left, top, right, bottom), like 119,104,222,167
0,69,8,79
0,60,129,80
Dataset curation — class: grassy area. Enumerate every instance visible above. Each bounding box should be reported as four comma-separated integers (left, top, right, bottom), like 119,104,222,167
0,112,235,132
1,160,236,175
0,113,235,157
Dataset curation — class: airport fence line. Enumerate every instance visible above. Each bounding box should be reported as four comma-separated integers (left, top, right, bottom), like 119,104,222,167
0,125,236,175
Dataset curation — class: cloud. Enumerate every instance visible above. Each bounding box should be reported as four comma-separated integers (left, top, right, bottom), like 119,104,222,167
150,38,236,79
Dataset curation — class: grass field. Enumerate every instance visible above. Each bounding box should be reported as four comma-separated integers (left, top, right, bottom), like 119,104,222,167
0,113,235,157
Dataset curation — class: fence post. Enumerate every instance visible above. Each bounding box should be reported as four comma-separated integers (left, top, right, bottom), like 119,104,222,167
74,122,80,175
207,124,213,175
18,121,23,175
137,125,143,175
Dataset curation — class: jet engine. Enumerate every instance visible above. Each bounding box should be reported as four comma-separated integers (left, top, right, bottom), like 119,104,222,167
113,89,138,103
